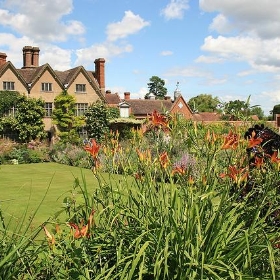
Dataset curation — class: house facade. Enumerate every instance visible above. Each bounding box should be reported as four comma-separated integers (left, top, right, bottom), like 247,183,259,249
104,88,193,120
0,46,106,131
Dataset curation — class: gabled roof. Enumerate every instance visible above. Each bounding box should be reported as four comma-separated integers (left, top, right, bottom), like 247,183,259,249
128,99,173,116
192,112,221,121
55,66,105,101
0,61,29,89
171,94,194,114
18,63,65,89
104,92,121,105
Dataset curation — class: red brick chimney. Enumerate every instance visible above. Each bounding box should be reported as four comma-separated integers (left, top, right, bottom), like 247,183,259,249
0,52,7,66
32,47,40,67
94,58,105,94
22,46,40,68
124,92,130,100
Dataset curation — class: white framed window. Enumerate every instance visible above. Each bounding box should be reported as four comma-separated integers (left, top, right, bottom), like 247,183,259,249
76,84,86,93
45,102,53,117
3,81,15,91
76,103,88,116
41,83,53,92
4,106,17,117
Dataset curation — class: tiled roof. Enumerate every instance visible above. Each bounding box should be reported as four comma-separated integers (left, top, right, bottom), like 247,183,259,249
192,112,221,121
18,65,46,84
104,93,121,104
127,99,173,116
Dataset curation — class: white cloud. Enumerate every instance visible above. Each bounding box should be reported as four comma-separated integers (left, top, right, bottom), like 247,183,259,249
195,55,224,63
160,50,173,56
200,0,280,39
161,0,189,20
209,14,233,34
199,35,280,72
0,0,85,42
74,42,133,67
106,11,150,42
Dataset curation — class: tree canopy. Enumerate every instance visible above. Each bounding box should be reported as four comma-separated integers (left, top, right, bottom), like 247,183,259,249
0,93,46,142
145,76,167,99
52,90,83,143
188,94,220,113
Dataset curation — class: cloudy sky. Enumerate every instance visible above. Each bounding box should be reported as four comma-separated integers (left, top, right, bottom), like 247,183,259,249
0,0,280,115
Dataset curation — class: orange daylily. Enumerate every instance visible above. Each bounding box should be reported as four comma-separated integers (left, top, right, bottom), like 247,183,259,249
220,165,248,184
270,151,280,164
247,131,263,148
172,166,186,175
253,156,264,169
84,139,100,159
43,226,55,246
150,110,169,128
69,209,95,239
159,151,170,169
221,130,239,150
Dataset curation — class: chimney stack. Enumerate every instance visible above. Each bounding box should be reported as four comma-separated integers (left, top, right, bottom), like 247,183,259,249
22,46,40,68
0,52,7,66
124,92,130,100
32,47,40,67
94,58,105,94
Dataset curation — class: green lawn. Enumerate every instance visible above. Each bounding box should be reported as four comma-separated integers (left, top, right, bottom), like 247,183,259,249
0,162,100,229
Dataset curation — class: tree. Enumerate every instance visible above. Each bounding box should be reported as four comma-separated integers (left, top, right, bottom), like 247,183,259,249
188,94,220,112
272,104,280,120
52,90,83,143
145,76,167,99
84,101,110,142
222,97,265,120
250,106,265,120
0,94,46,142
0,90,20,116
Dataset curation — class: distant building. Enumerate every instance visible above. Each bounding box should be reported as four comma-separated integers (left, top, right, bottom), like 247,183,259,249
105,84,193,120
0,46,106,132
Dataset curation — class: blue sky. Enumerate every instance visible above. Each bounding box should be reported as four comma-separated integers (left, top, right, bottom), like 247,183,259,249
0,0,280,115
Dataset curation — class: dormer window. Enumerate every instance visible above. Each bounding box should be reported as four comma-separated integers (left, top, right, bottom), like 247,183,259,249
41,83,52,92
3,81,15,91
76,84,86,93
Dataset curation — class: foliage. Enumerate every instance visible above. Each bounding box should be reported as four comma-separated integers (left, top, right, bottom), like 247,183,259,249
250,105,265,120
0,140,50,164
49,142,90,168
52,90,83,144
188,94,220,112
84,101,110,142
272,104,280,120
14,95,46,142
0,95,46,142
107,106,120,119
221,97,265,120
0,90,20,116
145,76,167,99
1,116,280,279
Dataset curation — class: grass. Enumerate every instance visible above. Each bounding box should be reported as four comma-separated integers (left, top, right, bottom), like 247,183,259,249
0,162,100,229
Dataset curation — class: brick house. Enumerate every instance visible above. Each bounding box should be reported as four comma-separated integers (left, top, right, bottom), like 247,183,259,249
0,46,106,132
105,85,193,120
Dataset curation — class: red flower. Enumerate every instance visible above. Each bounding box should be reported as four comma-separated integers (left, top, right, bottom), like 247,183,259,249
159,151,169,169
270,151,280,164
172,166,186,175
247,130,263,148
253,156,264,169
84,139,100,159
221,131,239,150
220,165,248,184
149,110,169,130
69,209,95,239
